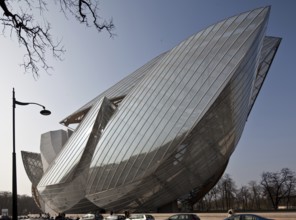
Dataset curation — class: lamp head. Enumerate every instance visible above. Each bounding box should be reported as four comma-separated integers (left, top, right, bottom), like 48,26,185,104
40,109,51,116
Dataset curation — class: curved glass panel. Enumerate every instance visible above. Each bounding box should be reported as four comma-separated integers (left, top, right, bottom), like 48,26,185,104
23,6,281,213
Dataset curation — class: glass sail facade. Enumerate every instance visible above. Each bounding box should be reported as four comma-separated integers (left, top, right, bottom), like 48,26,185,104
22,6,281,213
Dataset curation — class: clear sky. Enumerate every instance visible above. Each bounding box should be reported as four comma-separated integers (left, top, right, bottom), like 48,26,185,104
0,0,295,196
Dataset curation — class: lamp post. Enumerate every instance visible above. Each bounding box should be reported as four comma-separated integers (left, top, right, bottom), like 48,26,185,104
12,88,51,220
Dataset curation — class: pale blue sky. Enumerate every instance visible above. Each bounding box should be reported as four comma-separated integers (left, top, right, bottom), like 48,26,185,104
0,0,295,195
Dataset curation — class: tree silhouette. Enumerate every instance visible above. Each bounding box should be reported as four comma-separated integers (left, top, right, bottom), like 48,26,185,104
261,168,296,210
0,0,114,78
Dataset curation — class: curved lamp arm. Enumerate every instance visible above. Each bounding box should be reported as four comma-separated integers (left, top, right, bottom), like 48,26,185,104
13,89,51,115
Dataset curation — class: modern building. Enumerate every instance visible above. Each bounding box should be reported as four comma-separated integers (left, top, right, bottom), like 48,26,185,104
22,6,281,213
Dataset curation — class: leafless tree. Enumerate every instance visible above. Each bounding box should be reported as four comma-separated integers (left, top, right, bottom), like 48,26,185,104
248,180,263,210
217,174,237,210
236,185,250,210
194,169,296,211
0,0,114,78
210,185,220,210
261,168,296,210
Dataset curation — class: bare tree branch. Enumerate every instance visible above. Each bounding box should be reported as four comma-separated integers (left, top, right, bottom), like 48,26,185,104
57,0,114,35
0,0,114,78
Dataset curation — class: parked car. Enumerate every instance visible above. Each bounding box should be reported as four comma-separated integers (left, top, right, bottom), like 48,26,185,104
166,214,200,220
224,214,274,220
129,214,154,220
105,215,125,220
82,214,104,220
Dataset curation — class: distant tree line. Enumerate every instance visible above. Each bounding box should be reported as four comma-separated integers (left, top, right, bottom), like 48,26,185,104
181,168,296,212
1,168,295,215
0,191,40,216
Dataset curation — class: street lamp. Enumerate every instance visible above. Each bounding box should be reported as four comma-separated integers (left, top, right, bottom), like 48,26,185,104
12,88,51,220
